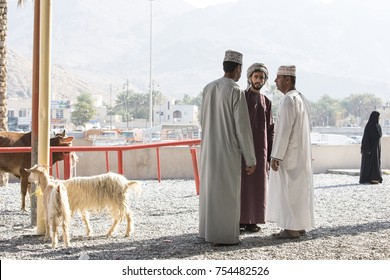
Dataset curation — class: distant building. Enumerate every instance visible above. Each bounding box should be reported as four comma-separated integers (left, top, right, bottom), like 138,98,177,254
7,98,72,132
7,98,32,131
153,96,199,125
6,93,200,133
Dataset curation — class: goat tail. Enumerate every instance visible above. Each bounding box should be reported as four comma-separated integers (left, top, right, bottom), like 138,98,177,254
55,184,71,222
125,181,142,197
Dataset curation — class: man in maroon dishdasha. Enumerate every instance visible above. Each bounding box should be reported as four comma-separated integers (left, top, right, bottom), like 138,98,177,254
240,63,274,233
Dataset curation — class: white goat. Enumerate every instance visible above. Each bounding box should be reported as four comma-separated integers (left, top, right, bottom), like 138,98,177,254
26,165,71,248
27,165,140,237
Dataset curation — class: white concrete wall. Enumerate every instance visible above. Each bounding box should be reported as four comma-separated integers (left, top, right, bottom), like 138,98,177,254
29,136,390,181
312,136,389,173
71,146,196,180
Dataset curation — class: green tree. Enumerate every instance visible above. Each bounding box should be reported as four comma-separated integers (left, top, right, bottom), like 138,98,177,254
341,93,383,126
268,84,283,117
191,92,202,107
176,93,202,107
71,93,96,127
114,90,149,120
130,92,148,119
179,94,192,105
114,90,133,122
311,95,341,127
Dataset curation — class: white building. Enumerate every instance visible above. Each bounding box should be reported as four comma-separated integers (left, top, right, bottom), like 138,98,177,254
7,98,32,131
7,93,200,133
7,98,72,132
153,96,199,125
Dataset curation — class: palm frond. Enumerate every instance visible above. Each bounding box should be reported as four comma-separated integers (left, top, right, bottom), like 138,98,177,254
17,0,26,7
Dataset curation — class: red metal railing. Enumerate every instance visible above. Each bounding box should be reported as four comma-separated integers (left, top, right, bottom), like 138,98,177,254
0,139,201,194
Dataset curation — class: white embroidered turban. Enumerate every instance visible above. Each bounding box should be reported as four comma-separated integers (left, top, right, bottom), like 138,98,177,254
223,50,243,65
277,65,296,77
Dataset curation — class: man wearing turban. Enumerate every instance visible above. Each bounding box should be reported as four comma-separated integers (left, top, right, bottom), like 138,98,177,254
199,50,256,245
266,65,315,239
240,63,274,233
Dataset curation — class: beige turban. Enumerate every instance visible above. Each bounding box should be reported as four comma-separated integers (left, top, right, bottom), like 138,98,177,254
277,65,296,77
223,50,243,65
247,63,268,88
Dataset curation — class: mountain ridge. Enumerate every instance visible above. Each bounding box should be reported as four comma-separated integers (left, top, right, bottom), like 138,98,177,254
6,0,390,101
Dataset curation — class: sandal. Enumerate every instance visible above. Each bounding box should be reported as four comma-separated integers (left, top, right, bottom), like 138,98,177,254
246,224,261,233
213,241,240,247
272,229,301,239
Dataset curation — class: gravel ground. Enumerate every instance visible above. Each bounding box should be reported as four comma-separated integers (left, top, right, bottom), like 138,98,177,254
0,174,389,260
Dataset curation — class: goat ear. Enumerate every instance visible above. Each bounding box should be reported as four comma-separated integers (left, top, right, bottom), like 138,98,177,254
61,136,74,143
58,130,66,137
25,164,39,172
38,165,50,172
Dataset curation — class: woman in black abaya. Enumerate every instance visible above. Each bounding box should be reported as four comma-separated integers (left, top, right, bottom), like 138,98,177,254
359,111,383,184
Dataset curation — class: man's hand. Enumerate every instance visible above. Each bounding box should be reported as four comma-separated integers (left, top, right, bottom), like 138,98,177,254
245,165,256,175
271,159,280,172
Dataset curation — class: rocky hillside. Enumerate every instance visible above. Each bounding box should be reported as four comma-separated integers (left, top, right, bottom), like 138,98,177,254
7,49,104,100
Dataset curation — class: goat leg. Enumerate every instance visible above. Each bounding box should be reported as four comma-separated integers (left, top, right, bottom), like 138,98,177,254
44,216,50,242
106,218,120,237
51,223,58,249
125,210,133,237
81,211,93,237
20,182,28,212
62,222,70,247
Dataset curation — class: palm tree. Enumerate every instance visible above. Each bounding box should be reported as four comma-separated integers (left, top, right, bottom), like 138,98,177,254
0,0,9,186
0,0,8,133
0,0,25,186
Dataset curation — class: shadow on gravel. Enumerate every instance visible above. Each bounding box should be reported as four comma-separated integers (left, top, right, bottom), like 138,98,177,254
308,220,390,238
243,220,390,245
315,183,361,189
0,234,44,254
7,220,388,260
14,233,213,260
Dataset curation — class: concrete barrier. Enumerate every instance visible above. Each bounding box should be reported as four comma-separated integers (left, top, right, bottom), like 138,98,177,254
7,136,390,182
71,136,389,178
312,136,389,173
71,146,196,180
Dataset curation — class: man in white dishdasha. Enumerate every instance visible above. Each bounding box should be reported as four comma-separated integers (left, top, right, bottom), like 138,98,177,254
266,65,314,239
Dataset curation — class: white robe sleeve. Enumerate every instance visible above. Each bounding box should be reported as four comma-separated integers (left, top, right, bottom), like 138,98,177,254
271,95,296,161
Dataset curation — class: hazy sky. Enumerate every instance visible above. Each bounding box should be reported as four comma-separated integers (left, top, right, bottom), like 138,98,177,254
184,0,334,8
184,0,237,8
7,0,389,101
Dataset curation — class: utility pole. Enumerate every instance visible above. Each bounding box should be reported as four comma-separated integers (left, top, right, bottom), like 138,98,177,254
109,84,112,129
149,0,154,128
126,79,129,129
